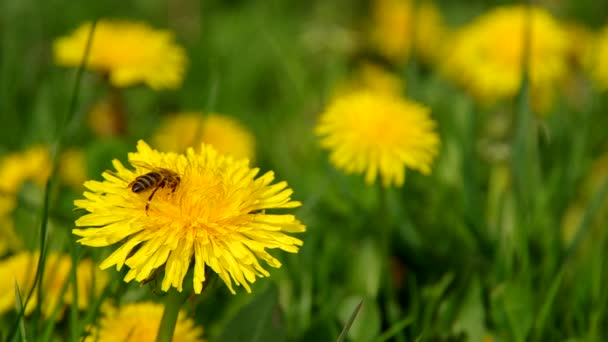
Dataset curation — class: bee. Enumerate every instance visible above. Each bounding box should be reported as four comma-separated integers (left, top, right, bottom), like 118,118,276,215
128,161,181,214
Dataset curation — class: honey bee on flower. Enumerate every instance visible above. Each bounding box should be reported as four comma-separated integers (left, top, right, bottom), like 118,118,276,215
73,141,305,294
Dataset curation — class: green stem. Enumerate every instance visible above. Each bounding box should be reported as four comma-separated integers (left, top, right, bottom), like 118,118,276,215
156,289,186,342
378,187,406,342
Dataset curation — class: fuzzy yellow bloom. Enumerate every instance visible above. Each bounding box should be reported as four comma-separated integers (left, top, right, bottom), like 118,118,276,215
153,112,256,160
73,140,304,294
334,62,404,97
587,24,608,91
316,90,440,187
0,251,108,317
54,19,187,90
0,146,51,254
442,5,568,111
60,148,88,191
370,0,446,64
84,302,204,341
0,146,50,194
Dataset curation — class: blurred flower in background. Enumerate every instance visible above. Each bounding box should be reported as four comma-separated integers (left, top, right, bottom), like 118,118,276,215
84,301,204,342
369,0,447,64
53,19,188,90
316,90,440,187
0,146,51,254
0,251,108,317
59,148,88,191
0,146,50,194
587,24,608,91
442,5,568,113
73,141,305,294
152,112,256,160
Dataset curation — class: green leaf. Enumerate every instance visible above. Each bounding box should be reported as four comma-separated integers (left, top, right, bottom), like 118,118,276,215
349,238,382,298
490,282,533,342
452,276,484,342
216,285,286,342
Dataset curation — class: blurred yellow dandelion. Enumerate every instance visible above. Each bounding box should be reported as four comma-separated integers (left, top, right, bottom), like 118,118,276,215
0,146,51,254
0,251,108,317
370,0,446,64
587,24,608,91
60,148,88,191
53,19,187,90
442,5,568,111
316,90,440,187
153,112,256,160
84,301,204,342
73,140,304,294
0,145,50,194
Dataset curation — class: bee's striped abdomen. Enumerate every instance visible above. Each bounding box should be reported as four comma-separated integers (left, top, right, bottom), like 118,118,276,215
131,172,162,193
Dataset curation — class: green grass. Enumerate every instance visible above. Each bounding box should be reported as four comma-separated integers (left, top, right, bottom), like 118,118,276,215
1,0,607,341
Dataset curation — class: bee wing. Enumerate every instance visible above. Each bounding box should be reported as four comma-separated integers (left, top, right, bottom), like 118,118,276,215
129,159,156,172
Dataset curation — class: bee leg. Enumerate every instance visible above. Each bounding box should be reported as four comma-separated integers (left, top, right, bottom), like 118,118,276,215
145,183,164,215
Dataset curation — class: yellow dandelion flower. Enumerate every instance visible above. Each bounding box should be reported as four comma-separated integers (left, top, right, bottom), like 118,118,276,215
0,146,51,253
334,62,404,97
84,301,204,342
0,194,19,255
315,90,440,187
442,5,568,111
0,146,50,194
152,112,256,160
73,140,304,294
369,0,446,64
53,19,187,90
60,148,88,191
0,251,108,317
587,24,608,91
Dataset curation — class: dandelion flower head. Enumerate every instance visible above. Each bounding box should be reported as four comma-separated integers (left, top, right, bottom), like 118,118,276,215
369,0,446,63
442,5,568,108
84,301,204,342
0,145,50,194
73,140,304,294
316,90,440,187
153,112,256,160
0,146,51,253
53,19,187,90
60,148,88,191
0,251,108,317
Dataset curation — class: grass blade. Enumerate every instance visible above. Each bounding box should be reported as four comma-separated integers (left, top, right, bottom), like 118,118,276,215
374,315,414,342
337,299,363,342
14,281,27,342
